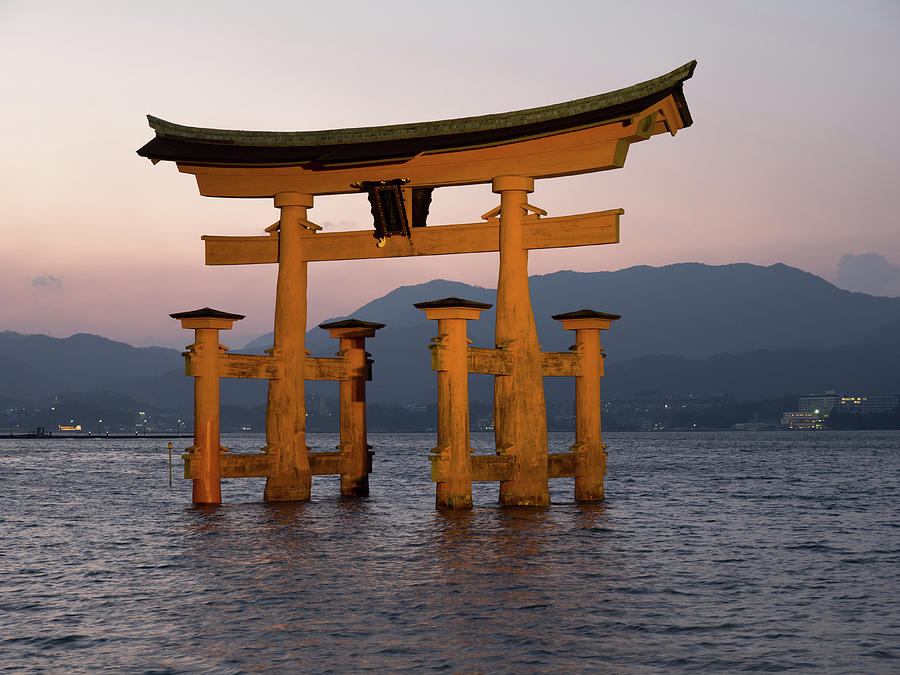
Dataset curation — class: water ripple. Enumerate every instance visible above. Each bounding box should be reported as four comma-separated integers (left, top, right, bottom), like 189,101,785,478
0,431,897,672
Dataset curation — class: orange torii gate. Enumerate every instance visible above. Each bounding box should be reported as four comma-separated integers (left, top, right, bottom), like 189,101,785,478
139,61,696,507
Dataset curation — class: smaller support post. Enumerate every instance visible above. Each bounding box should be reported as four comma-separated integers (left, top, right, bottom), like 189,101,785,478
552,309,620,501
319,319,385,497
170,307,244,504
415,297,492,509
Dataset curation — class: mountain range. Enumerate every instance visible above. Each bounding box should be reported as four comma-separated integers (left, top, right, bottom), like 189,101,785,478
2,262,899,414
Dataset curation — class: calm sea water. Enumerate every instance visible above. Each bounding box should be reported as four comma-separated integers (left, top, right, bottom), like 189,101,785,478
1,431,897,673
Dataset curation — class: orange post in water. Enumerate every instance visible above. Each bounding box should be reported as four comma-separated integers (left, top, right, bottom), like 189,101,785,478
171,307,244,504
553,310,620,501
416,298,491,509
265,192,314,501
493,176,550,506
320,319,385,497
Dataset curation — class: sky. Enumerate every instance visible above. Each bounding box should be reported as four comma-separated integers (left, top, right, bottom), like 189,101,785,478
1,0,898,348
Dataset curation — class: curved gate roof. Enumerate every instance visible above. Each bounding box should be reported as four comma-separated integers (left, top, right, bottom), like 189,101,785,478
138,61,696,168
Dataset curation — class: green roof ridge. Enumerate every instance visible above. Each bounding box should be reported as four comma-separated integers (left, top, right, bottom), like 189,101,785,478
145,61,696,149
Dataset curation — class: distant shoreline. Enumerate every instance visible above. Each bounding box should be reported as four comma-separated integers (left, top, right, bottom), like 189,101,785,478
4,429,899,441
3,433,193,440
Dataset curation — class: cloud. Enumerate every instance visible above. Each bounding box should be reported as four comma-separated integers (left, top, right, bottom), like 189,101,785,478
31,274,63,290
835,254,900,297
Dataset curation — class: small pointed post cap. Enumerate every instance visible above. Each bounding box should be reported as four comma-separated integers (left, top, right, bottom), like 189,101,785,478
552,309,620,331
319,318,386,338
170,307,244,330
415,297,492,321
170,307,246,320
413,297,493,310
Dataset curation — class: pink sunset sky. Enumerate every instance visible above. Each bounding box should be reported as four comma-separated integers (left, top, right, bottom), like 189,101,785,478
1,1,898,348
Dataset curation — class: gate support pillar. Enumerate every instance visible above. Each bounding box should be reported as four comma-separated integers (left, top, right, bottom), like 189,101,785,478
171,307,244,504
493,175,550,506
553,310,620,501
416,298,492,509
265,192,314,501
320,319,385,497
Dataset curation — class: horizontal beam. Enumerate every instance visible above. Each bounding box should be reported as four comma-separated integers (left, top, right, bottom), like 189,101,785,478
183,353,366,381
184,452,273,479
203,209,622,265
470,454,515,482
186,450,586,481
468,347,513,375
189,347,583,380
430,346,513,375
548,452,580,479
431,347,582,377
184,352,283,379
305,356,354,381
184,449,357,478
308,451,350,475
203,233,278,265
174,99,686,197
541,352,581,377
219,353,282,379
182,123,625,198
433,452,583,482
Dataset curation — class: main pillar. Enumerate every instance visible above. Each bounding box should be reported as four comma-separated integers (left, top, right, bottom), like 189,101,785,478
170,307,244,504
265,192,314,501
553,310,619,501
492,176,550,506
416,298,491,509
319,319,385,497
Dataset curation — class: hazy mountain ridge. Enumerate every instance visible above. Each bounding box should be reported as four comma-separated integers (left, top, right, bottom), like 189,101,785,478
2,263,899,409
247,262,900,361
0,331,183,401
596,312,900,400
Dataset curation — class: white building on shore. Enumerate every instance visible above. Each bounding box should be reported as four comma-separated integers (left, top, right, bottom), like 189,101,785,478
782,392,899,428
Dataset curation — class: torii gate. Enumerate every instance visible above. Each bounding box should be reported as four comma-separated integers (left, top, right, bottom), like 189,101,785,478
140,61,696,507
